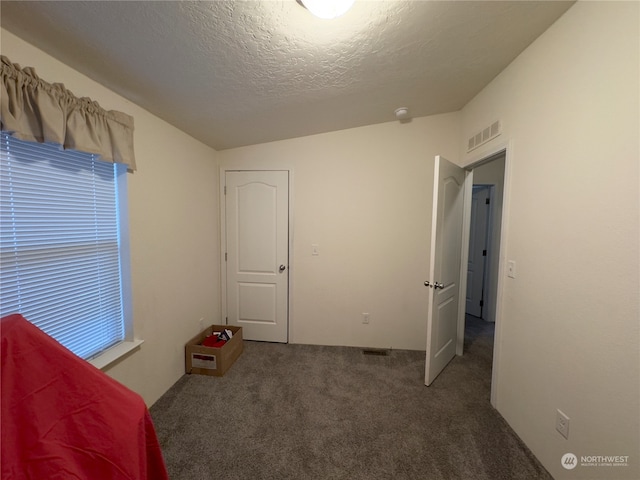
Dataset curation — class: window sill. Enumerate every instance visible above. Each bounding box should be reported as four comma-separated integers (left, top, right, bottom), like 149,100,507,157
88,339,144,370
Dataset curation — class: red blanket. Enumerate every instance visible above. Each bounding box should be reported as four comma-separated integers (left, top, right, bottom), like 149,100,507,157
1,314,169,480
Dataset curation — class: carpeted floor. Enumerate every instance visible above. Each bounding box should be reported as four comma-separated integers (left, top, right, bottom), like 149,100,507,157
150,316,552,480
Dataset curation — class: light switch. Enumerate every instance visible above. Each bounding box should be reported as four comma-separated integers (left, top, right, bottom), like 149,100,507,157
312,244,319,256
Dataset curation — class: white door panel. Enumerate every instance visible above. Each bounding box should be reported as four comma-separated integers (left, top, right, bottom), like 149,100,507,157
237,182,278,273
225,171,289,343
238,283,277,322
425,156,465,386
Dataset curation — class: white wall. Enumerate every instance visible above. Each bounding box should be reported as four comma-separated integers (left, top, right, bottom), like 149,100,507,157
1,30,221,406
460,2,639,479
219,114,460,351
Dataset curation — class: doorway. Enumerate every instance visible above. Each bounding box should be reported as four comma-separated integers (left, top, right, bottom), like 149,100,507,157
425,151,507,388
462,151,506,400
466,152,505,322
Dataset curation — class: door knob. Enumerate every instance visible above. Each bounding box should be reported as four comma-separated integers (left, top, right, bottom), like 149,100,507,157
434,282,444,290
279,265,286,272
424,281,431,287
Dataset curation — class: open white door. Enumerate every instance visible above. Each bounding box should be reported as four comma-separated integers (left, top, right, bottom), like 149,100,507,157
225,171,289,343
425,156,466,386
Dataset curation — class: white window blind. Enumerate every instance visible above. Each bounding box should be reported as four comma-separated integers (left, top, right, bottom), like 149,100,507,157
0,132,127,360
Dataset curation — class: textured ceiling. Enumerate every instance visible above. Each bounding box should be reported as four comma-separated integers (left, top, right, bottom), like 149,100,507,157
0,1,574,150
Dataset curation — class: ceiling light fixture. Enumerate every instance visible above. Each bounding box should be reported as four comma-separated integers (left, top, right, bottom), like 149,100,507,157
299,0,355,19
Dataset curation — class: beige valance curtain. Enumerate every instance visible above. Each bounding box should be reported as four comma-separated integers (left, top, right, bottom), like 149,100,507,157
0,55,136,171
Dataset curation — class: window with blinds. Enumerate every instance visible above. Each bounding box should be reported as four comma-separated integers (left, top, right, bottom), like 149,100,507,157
0,132,130,360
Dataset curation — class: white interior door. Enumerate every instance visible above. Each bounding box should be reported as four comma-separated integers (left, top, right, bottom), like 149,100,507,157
225,171,289,343
425,156,466,386
466,186,491,318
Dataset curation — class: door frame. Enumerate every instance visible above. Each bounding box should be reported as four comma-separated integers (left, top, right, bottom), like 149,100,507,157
457,141,513,408
219,166,295,342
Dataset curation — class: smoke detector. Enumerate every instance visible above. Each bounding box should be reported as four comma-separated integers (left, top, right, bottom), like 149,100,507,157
395,107,410,121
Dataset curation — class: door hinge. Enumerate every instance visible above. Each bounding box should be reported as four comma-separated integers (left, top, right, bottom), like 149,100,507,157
480,300,484,307
486,198,490,205
225,252,227,261
483,249,487,256
224,185,226,195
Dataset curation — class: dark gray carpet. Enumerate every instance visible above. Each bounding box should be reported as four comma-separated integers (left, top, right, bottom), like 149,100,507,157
150,316,552,480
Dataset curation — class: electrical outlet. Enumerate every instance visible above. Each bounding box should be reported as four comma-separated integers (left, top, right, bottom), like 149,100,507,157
199,317,205,331
556,409,570,439
362,313,370,324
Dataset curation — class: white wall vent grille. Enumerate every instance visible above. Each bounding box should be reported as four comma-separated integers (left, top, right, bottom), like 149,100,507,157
467,120,501,152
